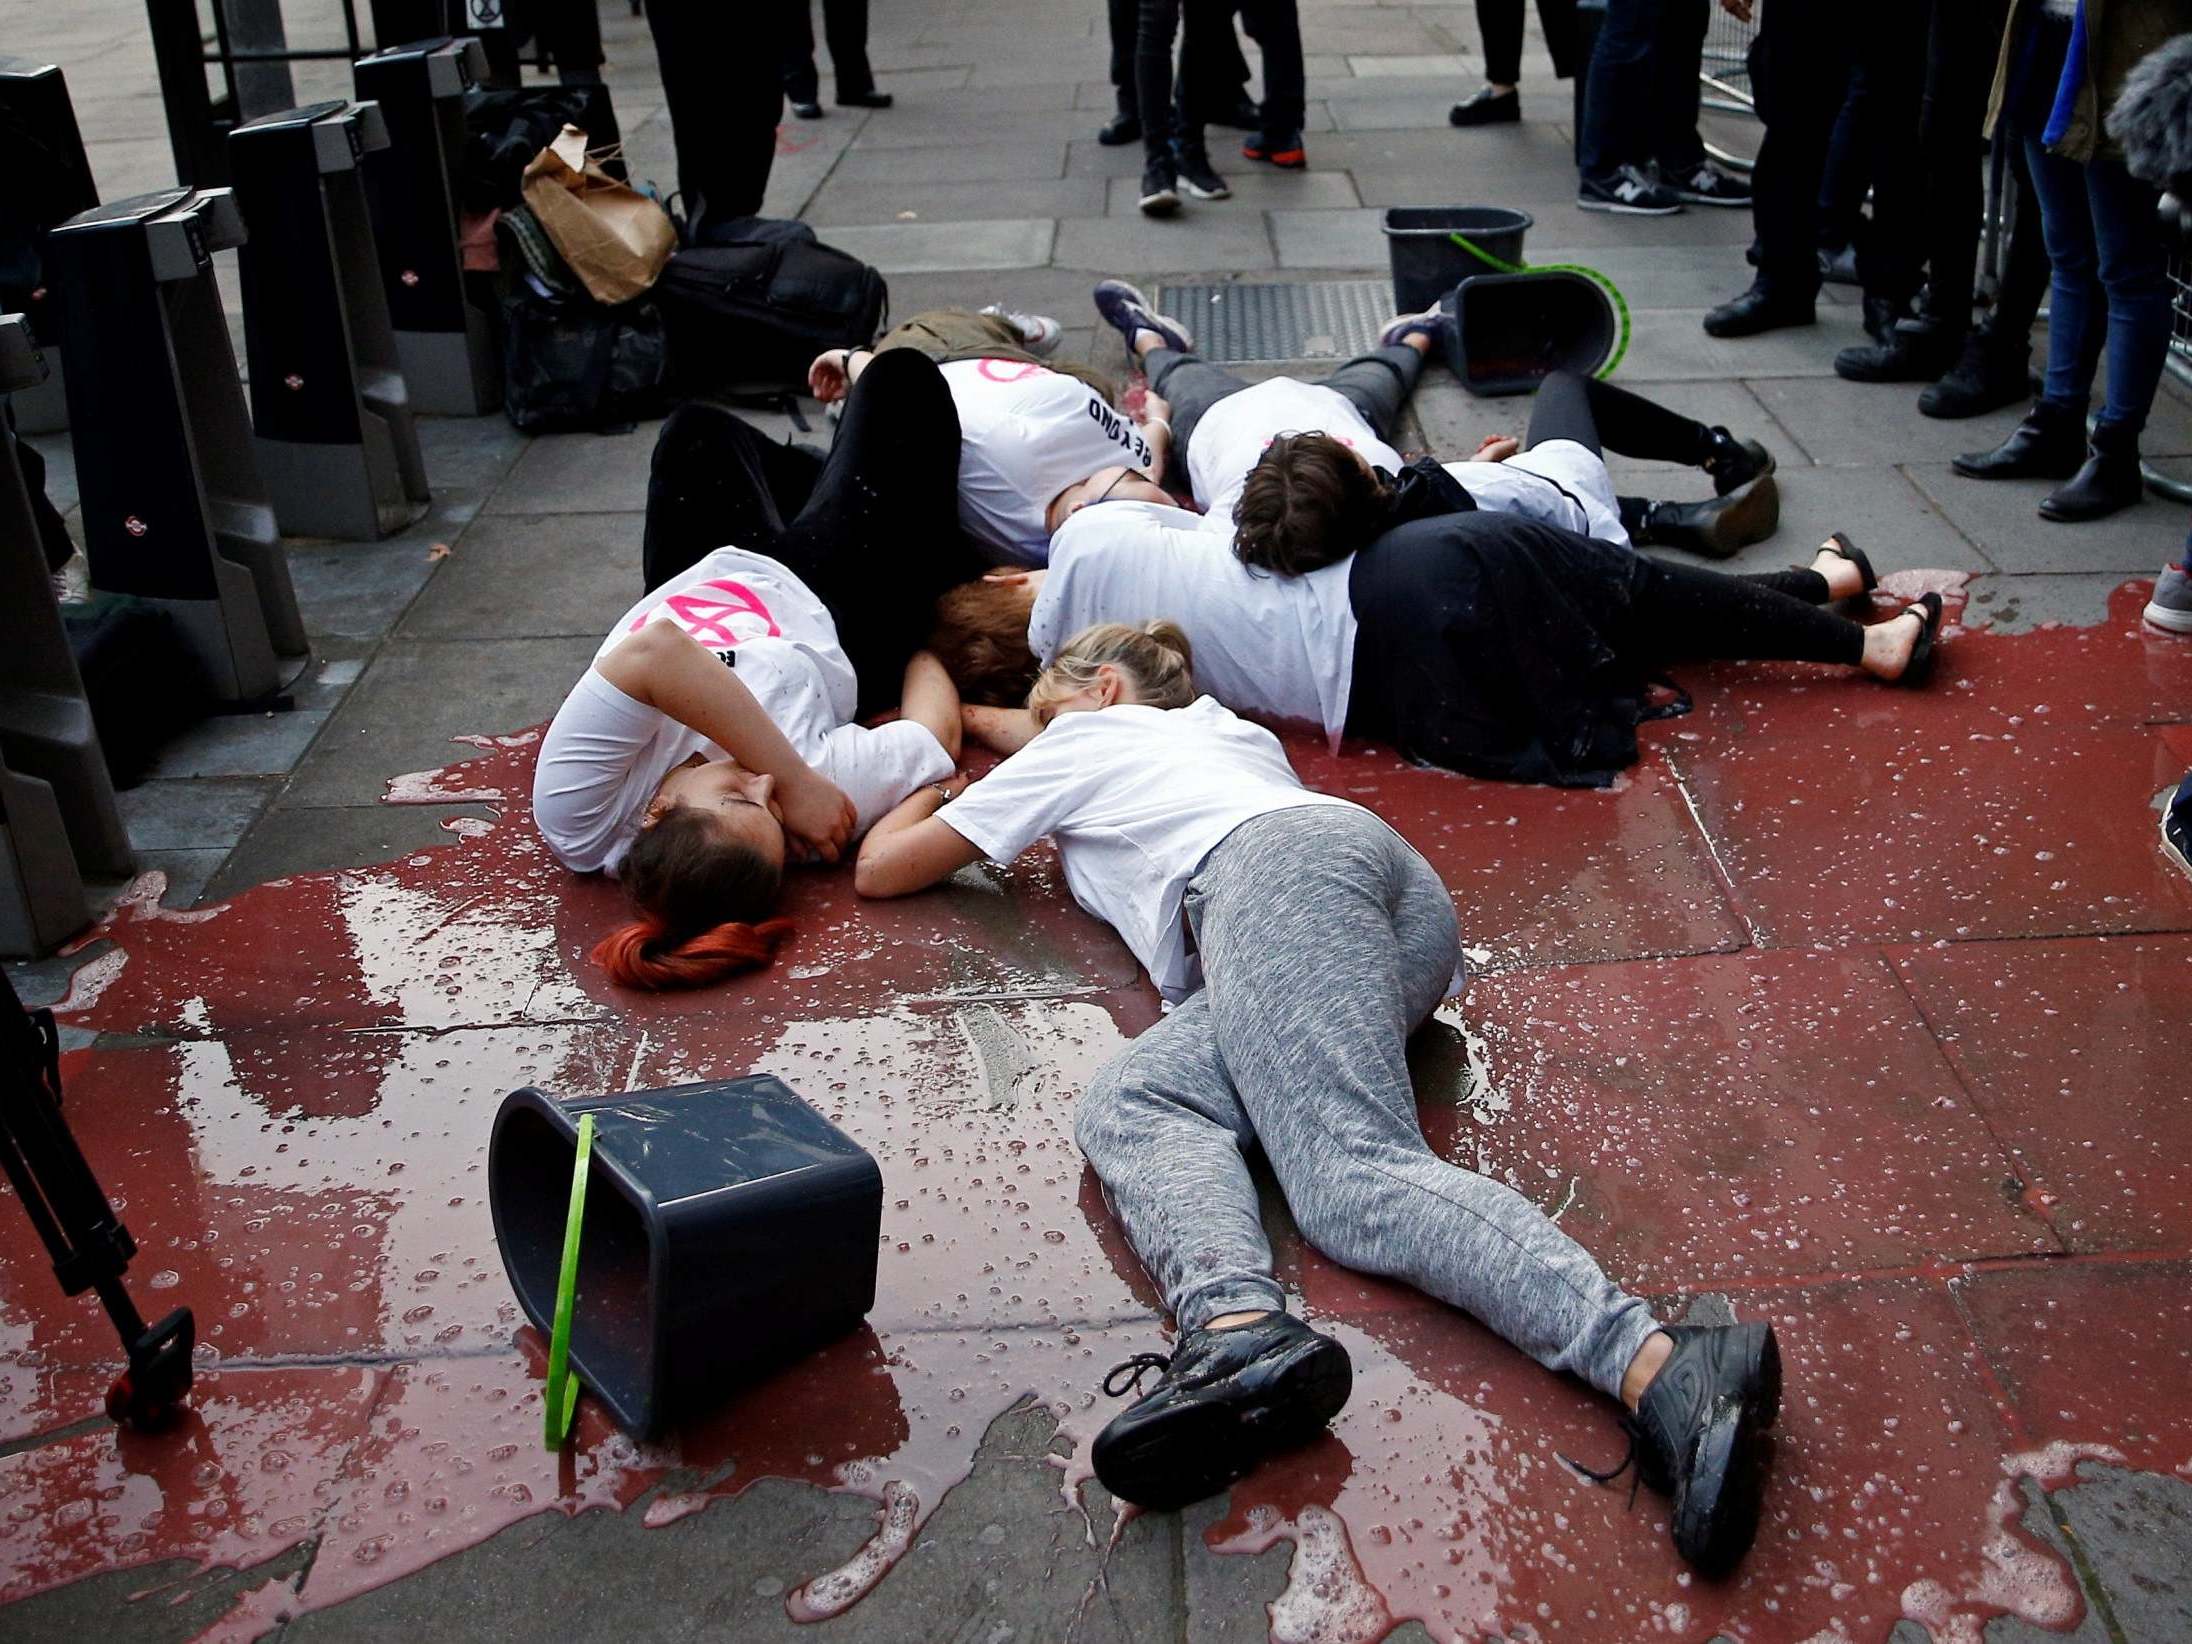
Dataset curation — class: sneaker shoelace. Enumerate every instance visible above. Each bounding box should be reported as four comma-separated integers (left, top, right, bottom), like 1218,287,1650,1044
1560,1418,1646,1509
1101,1352,1174,1398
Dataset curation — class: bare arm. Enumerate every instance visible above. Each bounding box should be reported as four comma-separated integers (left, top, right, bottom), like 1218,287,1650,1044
1137,391,1174,477
963,704,1043,757
597,621,856,860
853,789,985,897
899,651,963,764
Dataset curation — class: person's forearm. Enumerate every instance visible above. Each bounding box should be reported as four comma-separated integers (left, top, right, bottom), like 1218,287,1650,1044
963,704,1043,756
901,651,963,763
601,623,816,785
1141,417,1172,477
845,346,874,385
854,795,983,897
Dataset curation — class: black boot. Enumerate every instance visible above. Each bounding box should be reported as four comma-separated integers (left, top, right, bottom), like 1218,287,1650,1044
1919,328,2035,419
1702,279,1816,338
2040,420,2146,522
1834,315,1966,384
1699,427,1775,496
1571,1321,1782,1576
1632,475,1780,559
1858,294,1907,349
1952,399,2087,481
1091,1314,1352,1510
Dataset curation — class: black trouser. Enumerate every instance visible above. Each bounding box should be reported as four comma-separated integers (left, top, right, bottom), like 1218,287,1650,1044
641,351,983,715
1109,0,1254,120
1146,345,1423,474
784,0,877,104
1525,370,1713,465
1749,0,1924,304
1989,129,2051,345
644,0,784,221
1477,0,1526,85
1575,0,1707,178
1239,0,1305,135
1137,0,1239,160
1911,0,2011,327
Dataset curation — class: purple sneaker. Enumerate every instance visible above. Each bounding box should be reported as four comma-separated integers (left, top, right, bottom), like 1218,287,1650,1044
1378,303,1454,352
1093,279,1194,354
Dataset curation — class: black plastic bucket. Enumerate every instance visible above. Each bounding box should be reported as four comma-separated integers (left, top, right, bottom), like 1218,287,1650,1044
489,1075,882,1438
1382,206,1534,313
1447,269,1619,397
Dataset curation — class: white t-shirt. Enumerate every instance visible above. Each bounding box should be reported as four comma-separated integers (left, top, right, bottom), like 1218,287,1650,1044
1036,500,1358,742
939,359,1156,565
936,697,1355,1002
1186,379,1402,527
1442,440,1630,546
532,547,953,873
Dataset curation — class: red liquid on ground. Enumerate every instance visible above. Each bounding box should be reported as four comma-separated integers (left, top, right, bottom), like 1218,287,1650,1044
3,580,2190,1640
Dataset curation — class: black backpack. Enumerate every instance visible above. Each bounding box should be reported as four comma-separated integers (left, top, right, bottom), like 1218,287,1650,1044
652,220,887,393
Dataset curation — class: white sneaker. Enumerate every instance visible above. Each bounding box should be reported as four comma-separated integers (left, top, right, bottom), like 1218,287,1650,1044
980,303,1063,358
2142,564,2192,634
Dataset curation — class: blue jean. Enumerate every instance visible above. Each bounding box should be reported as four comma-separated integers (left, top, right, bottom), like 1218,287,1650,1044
1577,0,1707,179
2023,140,2173,433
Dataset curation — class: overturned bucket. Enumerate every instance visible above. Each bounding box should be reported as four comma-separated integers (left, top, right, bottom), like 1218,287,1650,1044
490,1076,883,1438
1447,269,1619,397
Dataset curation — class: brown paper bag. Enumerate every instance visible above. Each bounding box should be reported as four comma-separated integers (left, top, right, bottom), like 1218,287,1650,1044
519,126,677,306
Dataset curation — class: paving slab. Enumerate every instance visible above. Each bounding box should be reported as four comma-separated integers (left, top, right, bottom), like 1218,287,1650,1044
481,425,663,517
1268,206,1390,269
1103,169,1364,215
1052,211,1277,274
828,139,1069,185
142,706,330,781
824,217,1058,274
1902,462,2183,575
112,775,278,853
1746,375,2034,468
205,802,497,903
280,636,599,808
804,175,1108,227
395,512,643,641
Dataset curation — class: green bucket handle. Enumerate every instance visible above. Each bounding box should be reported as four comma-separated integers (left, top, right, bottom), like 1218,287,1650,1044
1445,232,1633,381
543,1111,595,1449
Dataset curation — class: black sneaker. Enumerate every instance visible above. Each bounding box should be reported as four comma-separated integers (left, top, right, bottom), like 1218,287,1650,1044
1091,1314,1353,1510
1569,1321,1781,1575
1092,278,1195,352
1700,426,1775,496
1173,139,1231,200
2162,774,2192,878
790,100,825,120
1138,159,1181,217
1660,160,1751,207
1242,130,1307,169
1578,164,1683,216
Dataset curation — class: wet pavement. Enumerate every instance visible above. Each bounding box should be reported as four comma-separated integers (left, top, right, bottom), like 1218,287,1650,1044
7,0,2192,1640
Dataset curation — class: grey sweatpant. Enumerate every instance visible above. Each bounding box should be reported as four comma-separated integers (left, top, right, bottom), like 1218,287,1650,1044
1075,805,1661,1402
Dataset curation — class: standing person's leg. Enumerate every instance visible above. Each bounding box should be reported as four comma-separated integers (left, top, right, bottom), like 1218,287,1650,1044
2143,524,2192,634
1708,0,1846,333
1314,346,1425,441
1577,0,1680,210
822,0,887,104
1170,0,1236,197
774,350,986,710
646,0,782,222
2039,156,2171,521
1450,0,1523,124
1104,0,1143,137
1239,0,1306,161
1924,124,2050,417
1136,0,1186,193
1954,134,2104,482
782,1,822,111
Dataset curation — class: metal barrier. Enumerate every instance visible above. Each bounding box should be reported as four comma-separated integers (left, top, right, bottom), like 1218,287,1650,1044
0,57,99,435
0,315,131,957
1698,5,1760,172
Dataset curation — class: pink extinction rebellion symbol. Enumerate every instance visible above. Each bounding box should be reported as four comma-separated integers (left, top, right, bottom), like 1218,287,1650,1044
975,357,1045,383
284,373,305,390
400,270,420,287
123,516,147,537
628,579,783,647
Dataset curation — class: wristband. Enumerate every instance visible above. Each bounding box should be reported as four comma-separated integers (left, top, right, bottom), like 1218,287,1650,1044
1143,416,1171,435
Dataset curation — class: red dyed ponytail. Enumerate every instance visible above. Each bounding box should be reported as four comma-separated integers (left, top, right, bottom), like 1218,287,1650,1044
592,915,795,991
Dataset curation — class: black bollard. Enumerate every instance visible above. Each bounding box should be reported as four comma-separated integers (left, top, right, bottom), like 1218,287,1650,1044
229,100,431,540
0,57,100,435
43,189,309,705
0,315,130,956
352,37,502,415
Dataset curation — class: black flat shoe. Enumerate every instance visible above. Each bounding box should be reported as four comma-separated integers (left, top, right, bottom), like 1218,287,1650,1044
1703,281,1816,339
1570,1321,1781,1576
1635,474,1779,558
1893,592,1944,687
1449,85,1520,127
1919,332,2034,420
1090,1314,1353,1511
1820,530,1878,598
1098,111,1143,146
835,89,893,109
789,100,825,120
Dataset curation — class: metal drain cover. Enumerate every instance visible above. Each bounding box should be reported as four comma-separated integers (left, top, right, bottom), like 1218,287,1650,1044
1153,279,1396,365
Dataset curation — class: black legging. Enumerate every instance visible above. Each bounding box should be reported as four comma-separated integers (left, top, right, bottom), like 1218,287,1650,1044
1136,0,1239,160
1524,369,1714,464
641,350,985,715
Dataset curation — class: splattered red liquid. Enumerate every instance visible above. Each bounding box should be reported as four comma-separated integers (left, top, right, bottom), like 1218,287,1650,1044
2,579,2189,1640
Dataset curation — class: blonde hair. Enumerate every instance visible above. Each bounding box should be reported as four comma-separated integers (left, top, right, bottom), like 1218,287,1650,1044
1027,621,1196,725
